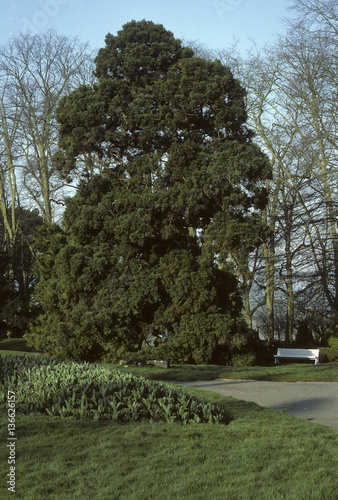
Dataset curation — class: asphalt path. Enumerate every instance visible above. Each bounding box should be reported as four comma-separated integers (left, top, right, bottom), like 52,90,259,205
176,379,338,430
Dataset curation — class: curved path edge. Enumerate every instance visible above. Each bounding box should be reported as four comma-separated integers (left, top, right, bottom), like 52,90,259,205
176,379,338,430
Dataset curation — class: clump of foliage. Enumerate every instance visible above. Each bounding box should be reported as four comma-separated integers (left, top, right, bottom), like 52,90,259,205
0,355,230,424
320,325,338,361
115,322,259,366
319,347,338,362
327,324,338,349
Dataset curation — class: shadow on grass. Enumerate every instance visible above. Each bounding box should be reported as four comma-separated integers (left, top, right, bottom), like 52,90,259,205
0,338,37,353
110,363,227,382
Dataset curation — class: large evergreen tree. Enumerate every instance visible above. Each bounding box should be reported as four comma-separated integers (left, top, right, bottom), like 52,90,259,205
27,21,270,363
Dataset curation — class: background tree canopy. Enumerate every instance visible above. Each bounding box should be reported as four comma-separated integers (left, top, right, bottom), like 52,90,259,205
26,20,271,363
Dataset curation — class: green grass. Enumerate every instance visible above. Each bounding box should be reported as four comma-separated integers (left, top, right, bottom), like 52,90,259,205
0,345,337,498
0,388,337,500
108,361,338,382
0,338,39,357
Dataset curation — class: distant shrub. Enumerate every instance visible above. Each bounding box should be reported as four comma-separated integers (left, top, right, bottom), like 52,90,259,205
231,353,257,367
227,328,258,366
327,335,338,349
319,347,338,363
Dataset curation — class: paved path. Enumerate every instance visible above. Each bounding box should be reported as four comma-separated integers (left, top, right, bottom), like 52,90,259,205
177,379,338,430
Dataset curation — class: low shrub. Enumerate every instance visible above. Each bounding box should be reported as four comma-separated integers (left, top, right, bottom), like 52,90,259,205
319,347,338,363
231,352,257,367
113,323,259,367
327,335,338,349
0,355,230,425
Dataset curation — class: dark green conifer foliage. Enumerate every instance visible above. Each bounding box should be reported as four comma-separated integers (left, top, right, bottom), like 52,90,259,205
28,21,271,362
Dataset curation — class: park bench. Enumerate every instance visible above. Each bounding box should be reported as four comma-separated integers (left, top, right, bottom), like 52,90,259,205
274,348,320,365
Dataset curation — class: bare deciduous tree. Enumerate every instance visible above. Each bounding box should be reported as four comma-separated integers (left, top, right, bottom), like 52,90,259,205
0,30,94,223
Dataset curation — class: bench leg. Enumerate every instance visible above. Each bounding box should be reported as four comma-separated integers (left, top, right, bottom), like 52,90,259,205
275,359,279,364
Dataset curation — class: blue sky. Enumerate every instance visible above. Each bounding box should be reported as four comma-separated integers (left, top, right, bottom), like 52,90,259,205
3,0,291,54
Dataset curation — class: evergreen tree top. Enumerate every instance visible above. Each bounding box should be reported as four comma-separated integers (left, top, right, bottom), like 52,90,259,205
94,20,193,83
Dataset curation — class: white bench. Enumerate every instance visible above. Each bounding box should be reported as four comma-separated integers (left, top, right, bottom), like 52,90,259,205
274,348,320,365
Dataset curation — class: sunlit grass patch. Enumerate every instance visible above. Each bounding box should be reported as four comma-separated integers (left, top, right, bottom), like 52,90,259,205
0,397,336,499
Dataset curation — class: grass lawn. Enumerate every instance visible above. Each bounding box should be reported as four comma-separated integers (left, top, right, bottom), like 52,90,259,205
0,339,337,499
0,338,39,357
0,389,337,500
110,361,338,382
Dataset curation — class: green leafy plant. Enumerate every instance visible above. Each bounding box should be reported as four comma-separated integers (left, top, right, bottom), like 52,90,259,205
0,355,230,425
